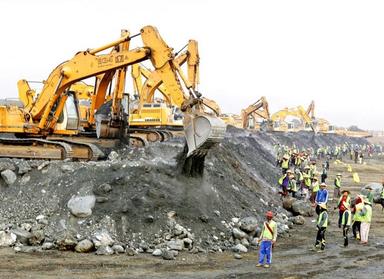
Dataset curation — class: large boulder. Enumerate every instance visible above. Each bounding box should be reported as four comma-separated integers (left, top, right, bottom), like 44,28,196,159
361,183,382,203
11,228,32,245
282,197,295,210
17,161,31,174
96,245,114,255
291,200,314,216
75,239,94,253
166,239,184,251
92,231,114,248
239,217,258,233
232,228,247,240
1,170,17,185
232,243,248,253
56,231,78,251
67,195,96,218
0,231,16,246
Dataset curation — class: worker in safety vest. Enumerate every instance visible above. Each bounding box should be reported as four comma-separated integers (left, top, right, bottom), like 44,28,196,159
256,211,277,268
333,173,342,200
315,183,328,215
288,173,297,197
278,170,292,197
352,195,364,240
359,198,373,244
314,203,328,252
302,173,311,200
310,176,319,204
341,201,352,247
336,190,351,228
280,154,290,174
365,186,374,205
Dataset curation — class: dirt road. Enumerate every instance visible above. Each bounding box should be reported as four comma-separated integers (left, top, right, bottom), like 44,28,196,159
1,157,384,279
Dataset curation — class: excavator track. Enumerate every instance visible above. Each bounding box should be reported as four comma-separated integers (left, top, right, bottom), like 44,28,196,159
0,137,73,160
0,136,105,161
47,137,105,161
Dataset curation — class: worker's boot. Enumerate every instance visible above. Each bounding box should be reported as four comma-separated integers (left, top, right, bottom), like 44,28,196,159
356,232,360,241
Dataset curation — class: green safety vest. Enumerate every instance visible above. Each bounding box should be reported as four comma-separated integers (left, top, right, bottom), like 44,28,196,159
317,211,328,228
278,174,287,185
289,180,297,192
342,210,352,226
353,203,364,222
312,181,319,192
381,189,384,199
304,177,311,187
360,205,372,223
261,220,277,240
334,177,341,188
281,159,289,169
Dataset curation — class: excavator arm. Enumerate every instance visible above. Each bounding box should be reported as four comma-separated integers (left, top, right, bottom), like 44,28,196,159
19,31,150,133
241,96,271,129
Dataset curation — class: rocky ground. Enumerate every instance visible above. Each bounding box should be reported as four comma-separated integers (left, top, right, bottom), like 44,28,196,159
0,127,382,278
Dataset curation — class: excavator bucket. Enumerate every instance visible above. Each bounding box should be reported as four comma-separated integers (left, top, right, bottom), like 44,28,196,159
183,113,226,157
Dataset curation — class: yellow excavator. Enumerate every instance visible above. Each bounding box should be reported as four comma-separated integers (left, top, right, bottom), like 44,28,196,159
0,26,226,161
270,105,315,133
241,96,272,131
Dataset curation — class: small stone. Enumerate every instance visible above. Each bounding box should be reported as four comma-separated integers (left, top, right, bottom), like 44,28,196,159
112,244,125,254
108,151,119,161
37,161,49,171
1,170,17,185
125,247,136,256
232,244,248,253
214,210,221,216
42,242,55,250
96,196,109,203
145,215,154,223
96,245,114,255
234,253,243,259
152,249,162,256
167,211,177,219
199,215,209,223
161,249,175,260
61,164,74,173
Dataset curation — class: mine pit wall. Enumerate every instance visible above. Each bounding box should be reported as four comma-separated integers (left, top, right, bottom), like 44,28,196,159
0,127,369,250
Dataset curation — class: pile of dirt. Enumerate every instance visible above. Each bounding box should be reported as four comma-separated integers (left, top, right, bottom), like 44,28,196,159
0,128,368,257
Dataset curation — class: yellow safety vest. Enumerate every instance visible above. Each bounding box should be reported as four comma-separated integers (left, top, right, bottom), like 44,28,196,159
261,220,277,240
353,203,364,222
281,159,289,169
342,210,352,226
360,205,372,223
312,181,319,192
317,211,328,228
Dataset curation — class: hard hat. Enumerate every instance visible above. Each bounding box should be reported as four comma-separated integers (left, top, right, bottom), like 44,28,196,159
319,203,327,209
320,183,327,187
341,190,350,194
266,211,274,218
313,177,318,181
286,169,293,173
283,154,289,159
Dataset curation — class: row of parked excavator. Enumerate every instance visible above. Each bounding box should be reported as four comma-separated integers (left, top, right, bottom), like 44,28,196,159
0,26,227,165
209,97,371,138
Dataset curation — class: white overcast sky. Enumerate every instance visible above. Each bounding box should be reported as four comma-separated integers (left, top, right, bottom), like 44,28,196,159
0,0,383,130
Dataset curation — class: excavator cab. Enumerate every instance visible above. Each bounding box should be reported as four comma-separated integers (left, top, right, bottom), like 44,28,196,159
55,92,80,132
